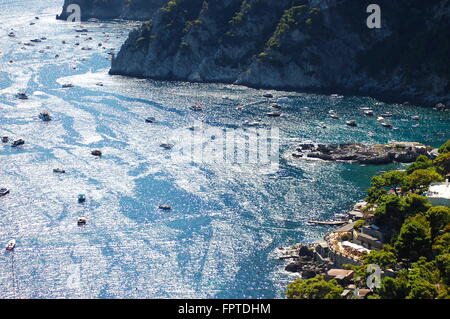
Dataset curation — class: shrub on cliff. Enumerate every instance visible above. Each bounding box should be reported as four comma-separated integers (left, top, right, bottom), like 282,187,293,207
394,215,432,261
285,276,343,299
438,140,450,154
405,168,444,194
434,153,450,176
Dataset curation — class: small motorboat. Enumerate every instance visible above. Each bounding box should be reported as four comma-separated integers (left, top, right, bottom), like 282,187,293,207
11,139,25,147
96,82,104,86
271,103,281,109
346,120,357,127
91,150,102,157
381,122,393,129
243,120,260,127
263,93,273,98
75,28,88,33
39,111,52,121
62,83,74,88
330,94,343,99
158,204,172,211
364,110,374,116
5,240,15,251
77,194,86,203
377,116,385,121
145,117,156,123
266,111,282,117
160,143,174,150
190,104,203,111
8,32,15,38
329,113,339,119
0,188,10,197
53,168,66,174
88,18,99,23
411,115,420,121
17,92,28,100
77,216,87,225
2,136,8,143
30,38,42,43
381,112,393,117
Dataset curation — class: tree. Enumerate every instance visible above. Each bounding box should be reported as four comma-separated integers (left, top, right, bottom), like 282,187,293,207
433,231,450,256
425,206,450,239
362,245,397,268
406,155,433,174
438,140,450,154
377,273,409,299
405,168,444,193
374,194,431,237
285,276,343,299
394,215,432,261
434,152,450,176
371,170,406,196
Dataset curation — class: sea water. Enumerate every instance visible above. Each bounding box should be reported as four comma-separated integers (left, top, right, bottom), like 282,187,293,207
0,0,449,298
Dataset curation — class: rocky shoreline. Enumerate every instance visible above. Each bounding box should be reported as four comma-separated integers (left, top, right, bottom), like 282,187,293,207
291,142,434,165
279,244,333,279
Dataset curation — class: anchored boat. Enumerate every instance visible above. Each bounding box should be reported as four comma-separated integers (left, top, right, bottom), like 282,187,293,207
5,240,15,251
0,188,10,197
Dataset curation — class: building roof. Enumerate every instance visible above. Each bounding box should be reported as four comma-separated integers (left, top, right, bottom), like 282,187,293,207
327,269,354,279
333,221,358,233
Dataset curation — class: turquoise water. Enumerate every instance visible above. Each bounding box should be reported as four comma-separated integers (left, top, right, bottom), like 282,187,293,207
0,0,449,299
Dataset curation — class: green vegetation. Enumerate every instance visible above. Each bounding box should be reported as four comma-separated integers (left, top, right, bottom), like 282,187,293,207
286,276,343,299
286,140,450,299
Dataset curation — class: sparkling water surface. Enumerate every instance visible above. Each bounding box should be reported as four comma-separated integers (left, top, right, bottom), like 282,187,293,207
0,0,449,298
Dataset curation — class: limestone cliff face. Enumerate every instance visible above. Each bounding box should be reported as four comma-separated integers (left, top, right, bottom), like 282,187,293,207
57,0,166,21
105,0,449,106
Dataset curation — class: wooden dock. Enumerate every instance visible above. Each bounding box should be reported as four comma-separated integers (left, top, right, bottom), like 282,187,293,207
307,220,348,226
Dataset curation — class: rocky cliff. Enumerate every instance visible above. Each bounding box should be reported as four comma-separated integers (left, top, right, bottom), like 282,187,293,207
78,0,449,106
57,0,166,21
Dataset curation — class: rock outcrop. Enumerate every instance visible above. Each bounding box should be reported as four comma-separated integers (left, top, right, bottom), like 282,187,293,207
281,244,332,278
291,142,433,164
61,0,450,106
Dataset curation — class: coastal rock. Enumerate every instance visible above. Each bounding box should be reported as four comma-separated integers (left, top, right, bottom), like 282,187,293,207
293,142,432,165
107,0,450,107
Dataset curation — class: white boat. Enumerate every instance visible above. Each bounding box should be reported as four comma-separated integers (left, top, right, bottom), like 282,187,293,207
0,188,10,197
77,216,87,225
346,120,357,127
364,110,374,116
5,239,15,251
377,116,385,121
411,115,420,120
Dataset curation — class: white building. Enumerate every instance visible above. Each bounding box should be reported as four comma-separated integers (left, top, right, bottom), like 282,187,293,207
426,179,450,207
